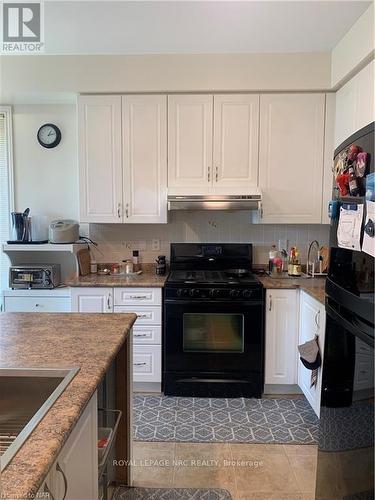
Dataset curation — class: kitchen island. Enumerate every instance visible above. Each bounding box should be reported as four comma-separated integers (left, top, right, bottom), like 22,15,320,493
0,312,136,499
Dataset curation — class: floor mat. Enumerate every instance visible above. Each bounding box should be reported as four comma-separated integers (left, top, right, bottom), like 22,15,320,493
133,395,318,444
113,487,232,499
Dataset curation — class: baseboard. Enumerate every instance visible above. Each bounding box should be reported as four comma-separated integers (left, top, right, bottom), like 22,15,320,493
134,382,162,393
264,384,302,395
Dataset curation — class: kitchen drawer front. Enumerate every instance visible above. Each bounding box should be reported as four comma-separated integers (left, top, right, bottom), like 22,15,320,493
114,288,162,306
133,345,161,382
4,296,71,313
133,326,162,345
114,306,161,325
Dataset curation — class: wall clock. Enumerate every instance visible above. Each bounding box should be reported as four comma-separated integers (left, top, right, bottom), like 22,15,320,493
37,123,61,148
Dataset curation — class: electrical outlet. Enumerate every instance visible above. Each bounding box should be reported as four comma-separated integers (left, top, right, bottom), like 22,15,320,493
152,239,160,251
278,239,288,251
138,240,147,251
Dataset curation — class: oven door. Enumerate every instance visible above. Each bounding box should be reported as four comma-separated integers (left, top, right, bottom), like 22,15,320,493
164,299,263,375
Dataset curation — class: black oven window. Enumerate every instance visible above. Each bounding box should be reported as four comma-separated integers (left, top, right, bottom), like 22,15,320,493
183,313,244,353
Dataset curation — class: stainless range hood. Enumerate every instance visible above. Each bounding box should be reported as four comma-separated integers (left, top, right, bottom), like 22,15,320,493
167,193,262,211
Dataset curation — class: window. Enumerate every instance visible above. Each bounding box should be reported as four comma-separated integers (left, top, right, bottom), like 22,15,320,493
0,107,14,298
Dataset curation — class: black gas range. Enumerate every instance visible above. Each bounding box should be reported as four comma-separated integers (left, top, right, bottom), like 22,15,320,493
163,243,264,398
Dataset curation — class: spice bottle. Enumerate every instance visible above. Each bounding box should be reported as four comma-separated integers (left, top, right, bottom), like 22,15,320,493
132,250,140,272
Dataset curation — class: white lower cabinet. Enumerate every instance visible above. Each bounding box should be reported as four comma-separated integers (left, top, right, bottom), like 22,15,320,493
298,291,326,417
265,289,299,385
113,289,162,388
38,392,98,500
3,289,71,312
71,287,162,389
71,288,113,313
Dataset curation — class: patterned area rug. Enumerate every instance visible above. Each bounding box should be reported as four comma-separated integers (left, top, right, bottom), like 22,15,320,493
113,487,232,499
133,395,318,444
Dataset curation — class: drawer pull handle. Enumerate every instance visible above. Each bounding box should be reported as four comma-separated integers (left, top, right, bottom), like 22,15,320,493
134,333,148,337
43,483,55,500
56,462,68,500
130,295,148,299
137,314,150,319
134,362,147,366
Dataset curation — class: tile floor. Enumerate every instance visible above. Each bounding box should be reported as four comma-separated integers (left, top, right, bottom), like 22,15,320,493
132,441,317,500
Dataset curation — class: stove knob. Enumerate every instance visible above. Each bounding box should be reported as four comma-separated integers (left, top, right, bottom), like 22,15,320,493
177,288,189,297
229,289,240,298
242,289,253,298
210,289,221,298
189,289,201,298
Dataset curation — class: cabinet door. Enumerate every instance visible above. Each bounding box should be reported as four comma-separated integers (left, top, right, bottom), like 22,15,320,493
71,287,113,313
259,94,325,223
335,60,374,148
298,291,325,417
78,95,123,223
265,289,299,385
122,95,167,223
168,95,213,193
213,94,259,188
54,392,98,500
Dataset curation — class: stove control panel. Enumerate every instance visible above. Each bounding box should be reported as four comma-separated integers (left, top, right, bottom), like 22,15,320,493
168,286,262,301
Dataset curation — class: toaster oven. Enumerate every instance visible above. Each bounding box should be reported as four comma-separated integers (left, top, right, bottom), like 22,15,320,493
9,264,61,289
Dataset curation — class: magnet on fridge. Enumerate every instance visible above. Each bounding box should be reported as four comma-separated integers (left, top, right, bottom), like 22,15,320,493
328,200,339,220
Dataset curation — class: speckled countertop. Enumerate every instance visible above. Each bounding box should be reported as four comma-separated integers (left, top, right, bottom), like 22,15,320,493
65,271,167,288
0,312,136,500
258,276,326,304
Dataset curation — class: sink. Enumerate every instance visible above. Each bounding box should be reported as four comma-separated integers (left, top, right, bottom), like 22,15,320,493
0,367,79,471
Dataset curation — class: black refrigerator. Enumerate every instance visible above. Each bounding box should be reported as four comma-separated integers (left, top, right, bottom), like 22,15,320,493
315,123,374,499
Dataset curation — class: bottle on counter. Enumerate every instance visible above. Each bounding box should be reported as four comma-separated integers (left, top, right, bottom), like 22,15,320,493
155,255,166,275
268,245,278,274
90,261,98,274
288,247,302,276
132,250,140,272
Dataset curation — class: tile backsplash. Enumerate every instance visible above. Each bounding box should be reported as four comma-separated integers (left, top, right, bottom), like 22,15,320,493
89,211,330,266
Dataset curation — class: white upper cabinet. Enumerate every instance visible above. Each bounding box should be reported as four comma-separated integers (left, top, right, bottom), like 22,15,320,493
259,93,325,224
335,60,375,148
168,95,213,193
213,94,259,188
122,95,167,223
78,95,122,223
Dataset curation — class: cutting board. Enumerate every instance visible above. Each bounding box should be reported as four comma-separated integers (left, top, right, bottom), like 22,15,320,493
320,246,329,273
77,248,91,276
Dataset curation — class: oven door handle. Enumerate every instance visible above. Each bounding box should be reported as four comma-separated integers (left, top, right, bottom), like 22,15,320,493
326,302,374,348
164,299,263,306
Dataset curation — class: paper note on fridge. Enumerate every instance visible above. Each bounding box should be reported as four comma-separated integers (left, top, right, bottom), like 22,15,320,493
337,204,363,251
362,201,375,258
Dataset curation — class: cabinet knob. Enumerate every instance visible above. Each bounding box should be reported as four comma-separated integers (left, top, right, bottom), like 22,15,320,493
268,294,272,311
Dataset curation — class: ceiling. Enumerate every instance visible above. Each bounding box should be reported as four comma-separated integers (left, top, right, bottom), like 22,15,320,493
42,1,373,54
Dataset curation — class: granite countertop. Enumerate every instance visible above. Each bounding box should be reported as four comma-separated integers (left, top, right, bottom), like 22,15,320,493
65,271,167,288
258,276,326,304
0,312,136,499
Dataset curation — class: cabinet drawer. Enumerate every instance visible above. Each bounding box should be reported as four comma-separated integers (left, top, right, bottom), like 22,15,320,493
133,326,161,345
114,306,161,325
133,345,161,382
4,296,71,313
114,288,161,306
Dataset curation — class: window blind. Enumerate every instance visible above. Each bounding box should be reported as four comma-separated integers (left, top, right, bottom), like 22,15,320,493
0,112,10,295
